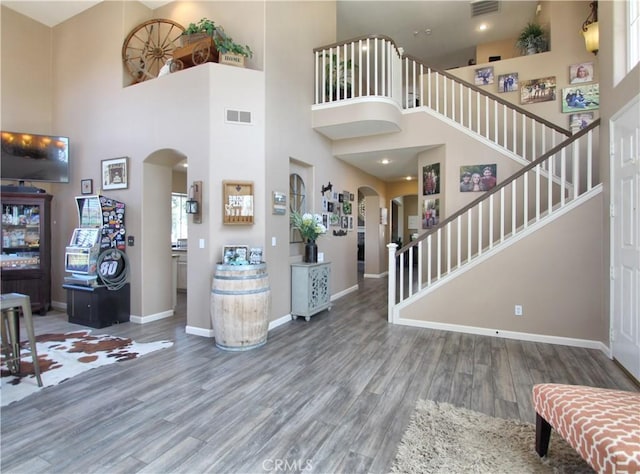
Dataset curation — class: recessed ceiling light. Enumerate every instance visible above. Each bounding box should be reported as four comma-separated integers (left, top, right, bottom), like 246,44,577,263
479,23,488,31
381,159,390,165
182,162,188,168
405,176,412,181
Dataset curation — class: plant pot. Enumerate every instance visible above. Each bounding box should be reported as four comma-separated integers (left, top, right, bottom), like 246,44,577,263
304,240,318,263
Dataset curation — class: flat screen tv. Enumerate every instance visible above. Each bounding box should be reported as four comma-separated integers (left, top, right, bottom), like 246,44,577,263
1,131,69,183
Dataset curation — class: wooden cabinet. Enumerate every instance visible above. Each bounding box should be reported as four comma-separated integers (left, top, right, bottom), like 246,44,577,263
1,192,52,315
63,283,130,328
176,251,187,290
291,262,331,321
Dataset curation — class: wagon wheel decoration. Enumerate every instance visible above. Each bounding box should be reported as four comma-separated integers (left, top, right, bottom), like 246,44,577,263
169,59,184,73
122,19,185,83
192,39,211,65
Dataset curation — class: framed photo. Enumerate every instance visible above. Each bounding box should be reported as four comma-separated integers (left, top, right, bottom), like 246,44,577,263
81,178,93,195
423,163,440,195
343,201,352,215
562,83,599,113
272,191,286,215
327,201,335,213
349,193,354,202
497,73,518,93
101,157,128,190
569,112,595,134
423,198,440,229
223,181,254,225
520,77,556,105
348,216,353,230
322,213,329,228
341,215,349,229
474,66,494,85
338,193,344,203
222,245,249,264
459,164,497,192
249,247,263,264
569,62,594,84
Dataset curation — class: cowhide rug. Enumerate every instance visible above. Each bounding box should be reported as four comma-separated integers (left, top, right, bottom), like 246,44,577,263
1,330,173,407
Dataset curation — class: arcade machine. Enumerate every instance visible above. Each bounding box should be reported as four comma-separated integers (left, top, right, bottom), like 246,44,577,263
62,195,130,328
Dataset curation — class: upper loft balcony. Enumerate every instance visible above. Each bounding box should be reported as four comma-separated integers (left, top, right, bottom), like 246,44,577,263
311,36,404,141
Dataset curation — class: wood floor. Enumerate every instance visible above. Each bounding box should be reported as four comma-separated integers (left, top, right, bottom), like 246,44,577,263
1,276,637,473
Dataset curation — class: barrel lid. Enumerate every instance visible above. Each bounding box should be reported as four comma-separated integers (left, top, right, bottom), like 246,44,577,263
215,262,267,271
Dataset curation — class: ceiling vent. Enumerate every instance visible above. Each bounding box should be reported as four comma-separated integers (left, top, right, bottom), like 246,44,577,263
225,109,252,125
470,0,500,17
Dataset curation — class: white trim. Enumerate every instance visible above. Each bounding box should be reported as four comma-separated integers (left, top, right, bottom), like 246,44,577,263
130,310,173,324
311,96,401,111
186,325,214,338
331,284,358,300
395,184,603,311
364,271,388,279
51,300,66,311
268,314,293,330
393,317,611,355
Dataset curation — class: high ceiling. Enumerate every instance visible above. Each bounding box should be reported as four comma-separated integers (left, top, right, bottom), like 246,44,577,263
2,0,540,182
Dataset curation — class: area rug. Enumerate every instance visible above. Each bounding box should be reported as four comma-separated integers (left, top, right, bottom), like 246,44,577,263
391,399,593,473
1,330,173,407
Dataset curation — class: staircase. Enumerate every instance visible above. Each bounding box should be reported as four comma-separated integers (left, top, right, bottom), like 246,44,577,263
311,36,601,328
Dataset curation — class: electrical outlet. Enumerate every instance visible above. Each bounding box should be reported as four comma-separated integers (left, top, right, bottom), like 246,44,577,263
514,304,523,316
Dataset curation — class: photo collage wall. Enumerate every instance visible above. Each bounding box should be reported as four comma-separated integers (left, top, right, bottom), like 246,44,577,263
321,190,355,234
474,60,598,134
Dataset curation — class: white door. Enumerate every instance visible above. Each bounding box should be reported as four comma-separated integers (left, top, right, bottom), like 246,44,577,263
611,95,640,381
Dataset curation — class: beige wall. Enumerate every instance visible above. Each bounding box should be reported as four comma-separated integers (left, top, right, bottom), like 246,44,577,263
449,1,599,131
476,37,518,64
400,194,606,342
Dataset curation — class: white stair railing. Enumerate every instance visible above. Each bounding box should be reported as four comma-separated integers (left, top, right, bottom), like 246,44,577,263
401,54,572,164
388,120,600,317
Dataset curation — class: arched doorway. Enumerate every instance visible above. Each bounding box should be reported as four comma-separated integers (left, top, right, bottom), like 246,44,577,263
357,185,387,278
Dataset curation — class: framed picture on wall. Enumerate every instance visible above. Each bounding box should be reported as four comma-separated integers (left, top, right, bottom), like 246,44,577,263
423,163,440,195
497,73,518,93
562,83,599,113
474,66,494,85
520,76,556,105
101,157,128,190
569,62,594,84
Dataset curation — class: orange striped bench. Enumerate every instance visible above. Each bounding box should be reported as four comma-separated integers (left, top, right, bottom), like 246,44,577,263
533,383,640,473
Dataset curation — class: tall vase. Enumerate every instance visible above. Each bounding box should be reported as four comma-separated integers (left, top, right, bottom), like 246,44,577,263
304,239,318,263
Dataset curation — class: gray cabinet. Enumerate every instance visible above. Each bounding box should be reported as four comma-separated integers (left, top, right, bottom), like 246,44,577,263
291,262,331,321
176,251,187,290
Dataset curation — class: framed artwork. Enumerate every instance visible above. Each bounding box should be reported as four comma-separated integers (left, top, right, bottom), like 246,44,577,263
569,112,595,134
322,196,328,212
222,245,249,264
272,191,286,215
569,62,594,84
81,178,93,195
341,215,349,229
338,193,344,203
459,164,497,192
422,198,440,229
249,248,263,264
497,73,518,93
322,213,329,228
520,77,556,105
474,66,494,85
343,201,352,215
348,216,354,230
223,181,254,225
562,83,599,113
330,213,340,227
423,163,440,195
101,157,128,190
327,201,335,213
349,193,355,202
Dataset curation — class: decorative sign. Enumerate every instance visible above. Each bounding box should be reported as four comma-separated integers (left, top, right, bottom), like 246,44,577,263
223,181,254,225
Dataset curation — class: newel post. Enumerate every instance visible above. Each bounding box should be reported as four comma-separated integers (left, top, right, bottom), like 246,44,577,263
387,243,397,323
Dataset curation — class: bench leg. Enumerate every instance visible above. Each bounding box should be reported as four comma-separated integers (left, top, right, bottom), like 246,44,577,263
535,412,552,457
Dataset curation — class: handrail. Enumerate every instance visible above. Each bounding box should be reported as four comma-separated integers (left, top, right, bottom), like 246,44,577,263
402,53,571,138
396,118,600,256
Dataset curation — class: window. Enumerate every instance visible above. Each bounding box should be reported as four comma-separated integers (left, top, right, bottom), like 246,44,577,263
629,0,640,71
171,193,188,243
290,173,306,243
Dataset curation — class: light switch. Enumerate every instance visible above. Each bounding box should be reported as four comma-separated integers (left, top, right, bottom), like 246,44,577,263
199,238,205,249
272,237,276,246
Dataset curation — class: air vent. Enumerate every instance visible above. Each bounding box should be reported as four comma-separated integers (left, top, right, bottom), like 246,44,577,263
470,0,500,17
225,109,252,125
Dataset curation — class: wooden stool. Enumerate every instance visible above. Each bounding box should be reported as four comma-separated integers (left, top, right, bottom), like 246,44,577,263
0,293,43,387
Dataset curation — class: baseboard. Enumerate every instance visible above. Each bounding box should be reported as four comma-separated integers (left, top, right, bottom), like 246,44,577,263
364,271,388,279
129,310,173,325
186,325,215,338
394,317,609,354
269,314,292,330
51,300,66,311
331,284,358,301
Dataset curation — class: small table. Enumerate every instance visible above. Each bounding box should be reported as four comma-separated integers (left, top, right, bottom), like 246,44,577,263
0,293,43,386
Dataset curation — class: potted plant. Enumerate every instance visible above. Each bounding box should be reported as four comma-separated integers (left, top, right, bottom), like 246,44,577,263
325,53,357,101
180,18,223,46
290,211,326,263
516,22,548,55
214,31,253,67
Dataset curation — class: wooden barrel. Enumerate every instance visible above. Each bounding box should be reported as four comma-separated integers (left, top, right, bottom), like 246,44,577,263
210,263,271,351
